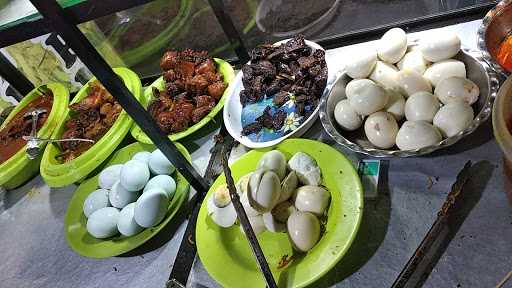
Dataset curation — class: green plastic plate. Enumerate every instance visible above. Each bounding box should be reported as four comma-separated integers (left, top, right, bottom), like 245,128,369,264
64,142,190,258
131,58,235,143
196,139,364,288
0,83,69,189
40,67,143,187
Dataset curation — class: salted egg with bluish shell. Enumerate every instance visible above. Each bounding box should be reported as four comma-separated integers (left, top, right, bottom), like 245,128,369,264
132,151,151,164
117,203,143,237
134,188,169,228
83,188,110,218
149,149,176,175
98,164,122,190
143,175,176,199
120,160,150,191
86,207,120,239
207,184,237,228
109,181,139,209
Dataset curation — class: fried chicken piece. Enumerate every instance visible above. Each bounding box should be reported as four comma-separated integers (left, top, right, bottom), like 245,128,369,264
207,81,226,100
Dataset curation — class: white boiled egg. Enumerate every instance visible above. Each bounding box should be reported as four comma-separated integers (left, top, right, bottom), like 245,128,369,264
120,160,150,191
240,215,266,235
396,121,442,150
257,150,287,180
377,28,407,63
117,203,143,237
288,152,322,186
434,76,479,105
109,181,139,209
364,111,399,149
248,169,281,212
207,184,237,228
240,188,261,217
397,50,429,74
149,149,176,175
423,59,466,87
98,164,122,190
419,31,461,62
346,79,389,116
143,175,176,199
86,207,120,239
345,47,377,78
134,188,169,228
404,92,440,122
369,61,400,90
433,100,474,137
132,151,151,164
395,69,432,97
83,188,110,218
279,170,298,203
334,99,363,131
384,89,405,121
293,185,331,216
287,211,321,252
262,211,286,233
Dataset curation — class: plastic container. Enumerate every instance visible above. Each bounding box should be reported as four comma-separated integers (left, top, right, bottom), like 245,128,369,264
0,83,69,189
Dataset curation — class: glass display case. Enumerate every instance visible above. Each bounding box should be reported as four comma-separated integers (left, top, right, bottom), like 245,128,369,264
0,1,511,288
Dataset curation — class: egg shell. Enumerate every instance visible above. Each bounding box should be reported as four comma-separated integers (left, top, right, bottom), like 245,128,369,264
433,100,474,137
240,215,266,235
143,175,176,199
384,89,405,121
134,188,169,228
419,31,461,62
272,201,296,223
249,170,281,212
98,164,122,190
369,61,400,90
262,212,286,232
423,59,466,87
377,28,407,63
207,194,237,228
404,92,440,122
346,79,389,116
83,189,110,218
396,120,442,150
397,50,429,74
86,207,120,239
345,47,377,79
279,170,298,203
364,112,399,149
434,76,479,105
257,150,287,180
287,211,321,252
120,160,150,192
288,152,322,186
395,69,432,97
334,99,363,131
240,189,261,217
132,151,151,164
293,185,331,216
117,203,144,237
149,149,176,175
109,181,139,209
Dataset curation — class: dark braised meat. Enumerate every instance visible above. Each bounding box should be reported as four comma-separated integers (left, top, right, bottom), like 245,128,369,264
239,35,327,136
241,107,288,136
149,49,226,134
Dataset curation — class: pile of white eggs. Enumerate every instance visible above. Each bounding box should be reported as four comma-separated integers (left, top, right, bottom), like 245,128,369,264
335,28,479,150
83,149,177,239
207,150,331,252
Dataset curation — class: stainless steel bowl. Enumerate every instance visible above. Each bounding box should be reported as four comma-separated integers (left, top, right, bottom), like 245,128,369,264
477,0,512,77
319,46,500,157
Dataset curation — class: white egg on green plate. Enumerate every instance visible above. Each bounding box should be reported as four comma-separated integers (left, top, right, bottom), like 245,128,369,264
287,211,321,252
207,184,237,228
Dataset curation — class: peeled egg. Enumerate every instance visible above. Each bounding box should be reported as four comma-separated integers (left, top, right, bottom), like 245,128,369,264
369,61,400,90
419,31,461,62
404,92,440,122
132,151,151,164
262,211,286,233
396,121,442,150
397,50,429,74
377,28,407,63
424,59,466,87
287,211,321,252
334,99,363,131
143,175,176,199
240,215,266,235
98,164,122,190
248,170,281,212
279,170,298,203
257,150,287,180
433,100,474,137
346,79,389,116
364,112,399,149
109,181,139,209
384,89,405,121
434,76,479,105
120,160,150,191
149,149,176,175
272,201,296,223
395,69,432,97
134,188,169,228
83,189,110,218
207,184,237,228
288,152,322,186
345,47,377,78
117,203,143,237
86,207,120,239
293,185,331,216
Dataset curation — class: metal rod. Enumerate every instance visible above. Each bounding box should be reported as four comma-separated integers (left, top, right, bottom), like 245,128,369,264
29,0,209,193
0,53,34,99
